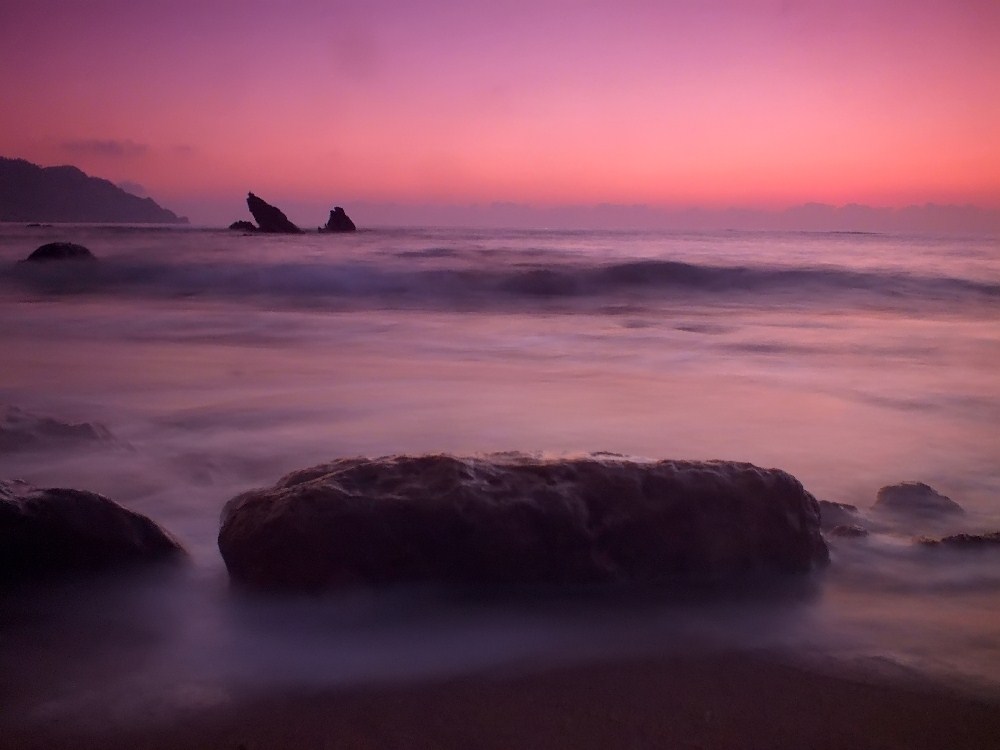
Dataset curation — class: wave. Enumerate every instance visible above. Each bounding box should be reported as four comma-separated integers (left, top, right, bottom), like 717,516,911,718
5,256,998,312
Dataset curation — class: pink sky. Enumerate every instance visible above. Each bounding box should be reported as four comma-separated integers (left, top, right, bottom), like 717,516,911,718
1,0,998,225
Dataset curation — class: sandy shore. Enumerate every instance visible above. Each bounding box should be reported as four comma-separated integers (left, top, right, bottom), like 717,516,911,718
3,652,998,750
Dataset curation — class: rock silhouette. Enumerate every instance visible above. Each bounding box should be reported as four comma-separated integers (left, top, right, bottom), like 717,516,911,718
817,500,864,530
228,220,257,232
918,531,1000,548
321,206,356,232
218,453,828,593
1,406,115,452
873,482,964,518
0,156,188,224
21,242,96,263
245,192,302,234
1,479,184,587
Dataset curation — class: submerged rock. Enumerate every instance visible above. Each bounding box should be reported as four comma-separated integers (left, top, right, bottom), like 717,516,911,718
828,524,869,538
918,531,1000,548
218,454,828,593
321,206,356,232
0,406,115,452
873,482,964,518
21,242,95,263
228,220,257,232
245,192,302,234
818,500,864,530
0,479,184,587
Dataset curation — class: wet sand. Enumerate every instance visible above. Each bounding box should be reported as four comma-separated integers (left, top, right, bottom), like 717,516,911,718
3,652,998,750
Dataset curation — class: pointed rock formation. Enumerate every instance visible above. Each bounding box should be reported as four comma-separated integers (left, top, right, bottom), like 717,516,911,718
245,192,302,234
321,206,356,232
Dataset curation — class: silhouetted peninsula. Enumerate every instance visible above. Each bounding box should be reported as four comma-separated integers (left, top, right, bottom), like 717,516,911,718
0,157,188,224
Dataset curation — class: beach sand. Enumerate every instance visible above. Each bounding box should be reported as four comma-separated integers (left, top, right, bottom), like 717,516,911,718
3,652,998,750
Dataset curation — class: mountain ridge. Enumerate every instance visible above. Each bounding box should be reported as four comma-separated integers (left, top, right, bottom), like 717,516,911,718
0,157,187,224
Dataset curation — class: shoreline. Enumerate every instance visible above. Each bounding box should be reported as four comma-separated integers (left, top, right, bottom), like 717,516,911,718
4,651,999,750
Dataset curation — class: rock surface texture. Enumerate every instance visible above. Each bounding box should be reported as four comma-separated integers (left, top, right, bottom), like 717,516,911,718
0,479,184,586
218,454,828,592
245,192,303,234
873,482,964,518
322,206,357,232
21,242,96,263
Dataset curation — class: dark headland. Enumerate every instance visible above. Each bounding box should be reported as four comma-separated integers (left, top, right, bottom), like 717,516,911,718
0,157,188,224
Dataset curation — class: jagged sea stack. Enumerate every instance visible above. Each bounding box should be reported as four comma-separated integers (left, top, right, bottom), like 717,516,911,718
245,192,303,234
321,206,356,232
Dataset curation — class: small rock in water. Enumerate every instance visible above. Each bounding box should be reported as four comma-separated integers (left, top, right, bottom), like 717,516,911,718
0,478,185,587
320,206,356,232
218,453,828,593
0,405,115,452
828,524,869,538
918,531,1000,548
228,220,257,232
873,482,964,518
818,499,864,530
21,242,96,263
245,192,302,234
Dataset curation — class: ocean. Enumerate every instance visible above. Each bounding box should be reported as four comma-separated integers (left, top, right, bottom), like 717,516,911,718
2,223,999,726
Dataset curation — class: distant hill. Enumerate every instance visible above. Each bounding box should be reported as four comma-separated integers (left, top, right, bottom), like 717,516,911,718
0,157,188,224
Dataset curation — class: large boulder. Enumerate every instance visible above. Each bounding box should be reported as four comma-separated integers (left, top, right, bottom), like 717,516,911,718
20,242,96,263
0,479,184,587
321,206,356,232
245,192,302,234
218,454,828,593
873,482,964,518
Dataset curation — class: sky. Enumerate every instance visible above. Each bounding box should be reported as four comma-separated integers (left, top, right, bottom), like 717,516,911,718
1,0,998,227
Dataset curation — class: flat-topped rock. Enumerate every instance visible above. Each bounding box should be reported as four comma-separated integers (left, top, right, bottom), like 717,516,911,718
218,454,828,592
1,479,184,587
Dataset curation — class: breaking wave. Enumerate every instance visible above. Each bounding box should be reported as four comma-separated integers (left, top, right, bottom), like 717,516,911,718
5,256,998,313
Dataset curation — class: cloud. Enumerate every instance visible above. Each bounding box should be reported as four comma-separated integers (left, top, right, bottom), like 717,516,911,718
60,138,149,159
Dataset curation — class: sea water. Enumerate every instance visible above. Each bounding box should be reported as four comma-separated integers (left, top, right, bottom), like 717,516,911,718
1,224,998,725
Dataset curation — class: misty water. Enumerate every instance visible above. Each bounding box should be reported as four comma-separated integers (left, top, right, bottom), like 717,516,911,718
2,224,999,727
